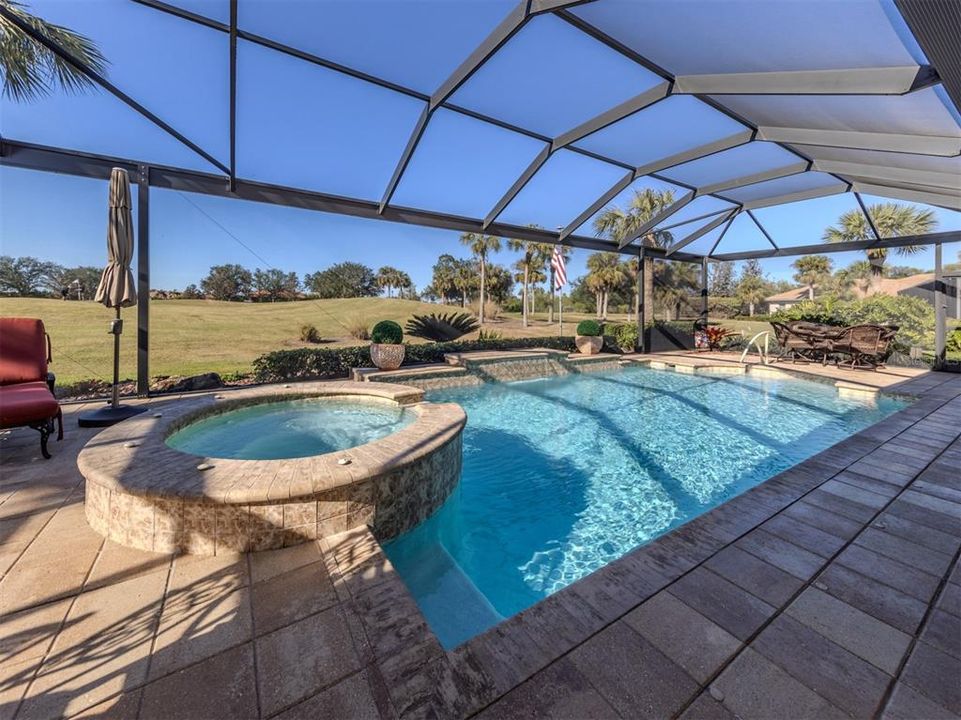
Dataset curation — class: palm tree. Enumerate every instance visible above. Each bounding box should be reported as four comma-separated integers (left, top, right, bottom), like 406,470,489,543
585,252,624,319
0,0,107,101
453,261,475,308
620,257,639,321
791,255,832,300
823,203,936,293
507,237,547,327
593,188,675,323
460,232,501,324
376,266,402,298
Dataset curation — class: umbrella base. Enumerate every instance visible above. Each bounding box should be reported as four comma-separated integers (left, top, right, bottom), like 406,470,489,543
78,404,148,428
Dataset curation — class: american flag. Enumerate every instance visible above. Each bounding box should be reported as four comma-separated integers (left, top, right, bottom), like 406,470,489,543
551,246,567,290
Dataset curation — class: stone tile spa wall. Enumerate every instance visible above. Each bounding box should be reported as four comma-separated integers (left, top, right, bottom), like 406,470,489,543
79,382,465,555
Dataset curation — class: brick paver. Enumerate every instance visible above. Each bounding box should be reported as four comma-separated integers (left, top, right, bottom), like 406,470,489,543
0,367,958,719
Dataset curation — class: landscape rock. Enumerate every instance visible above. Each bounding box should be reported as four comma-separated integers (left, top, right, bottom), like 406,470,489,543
150,372,223,394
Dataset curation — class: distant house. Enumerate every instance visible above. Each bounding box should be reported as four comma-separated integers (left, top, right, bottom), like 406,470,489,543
765,287,812,313
766,273,960,318
852,273,960,319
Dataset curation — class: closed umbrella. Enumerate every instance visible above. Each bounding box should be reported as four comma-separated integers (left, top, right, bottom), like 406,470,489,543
78,168,146,427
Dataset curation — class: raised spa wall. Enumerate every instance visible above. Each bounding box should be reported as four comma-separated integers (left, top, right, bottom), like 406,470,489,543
79,382,465,555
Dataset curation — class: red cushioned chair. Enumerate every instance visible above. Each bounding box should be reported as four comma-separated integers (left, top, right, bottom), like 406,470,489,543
0,318,63,458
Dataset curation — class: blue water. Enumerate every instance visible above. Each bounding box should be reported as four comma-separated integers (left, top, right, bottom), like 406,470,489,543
166,397,412,459
384,366,908,648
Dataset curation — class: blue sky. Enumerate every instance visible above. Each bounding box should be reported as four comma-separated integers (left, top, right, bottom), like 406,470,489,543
1,0,958,293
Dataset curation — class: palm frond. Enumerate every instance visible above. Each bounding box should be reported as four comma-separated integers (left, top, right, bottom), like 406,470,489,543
0,0,107,101
405,312,480,342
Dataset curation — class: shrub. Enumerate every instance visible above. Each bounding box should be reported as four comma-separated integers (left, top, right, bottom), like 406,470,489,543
406,312,479,341
478,329,502,341
947,328,961,354
608,323,638,352
772,295,934,350
346,318,370,340
576,319,602,336
299,324,321,343
370,320,403,344
253,336,576,383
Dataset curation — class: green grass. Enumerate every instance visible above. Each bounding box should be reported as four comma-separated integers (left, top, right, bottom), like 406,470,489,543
0,297,468,385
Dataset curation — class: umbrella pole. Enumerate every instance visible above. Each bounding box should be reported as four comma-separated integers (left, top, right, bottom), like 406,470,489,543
111,305,121,409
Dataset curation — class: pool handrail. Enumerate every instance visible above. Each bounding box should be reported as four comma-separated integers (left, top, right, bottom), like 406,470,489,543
740,330,772,365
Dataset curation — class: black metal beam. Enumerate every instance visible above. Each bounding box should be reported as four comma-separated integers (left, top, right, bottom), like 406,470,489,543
707,213,737,257
711,230,959,262
379,1,530,212
1,138,690,259
666,210,735,255
553,9,856,193
228,0,237,189
854,192,882,241
0,2,229,175
746,209,779,250
136,164,150,395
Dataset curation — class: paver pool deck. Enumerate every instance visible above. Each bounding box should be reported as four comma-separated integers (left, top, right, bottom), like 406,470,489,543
0,359,958,719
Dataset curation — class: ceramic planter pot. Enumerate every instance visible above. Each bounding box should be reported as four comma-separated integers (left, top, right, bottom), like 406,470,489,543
370,343,405,370
575,335,603,355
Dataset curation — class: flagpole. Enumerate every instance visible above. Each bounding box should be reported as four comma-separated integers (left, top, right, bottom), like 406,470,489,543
555,228,563,335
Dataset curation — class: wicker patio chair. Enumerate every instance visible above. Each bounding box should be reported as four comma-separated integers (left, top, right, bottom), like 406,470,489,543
832,324,897,369
770,321,832,363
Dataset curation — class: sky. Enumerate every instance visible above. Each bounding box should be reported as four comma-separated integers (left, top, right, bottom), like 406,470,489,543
1,0,959,294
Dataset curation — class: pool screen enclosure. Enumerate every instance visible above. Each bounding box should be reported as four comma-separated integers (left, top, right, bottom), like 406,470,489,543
1,0,959,391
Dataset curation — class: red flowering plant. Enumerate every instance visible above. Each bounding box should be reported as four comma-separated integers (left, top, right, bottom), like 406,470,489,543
704,326,736,351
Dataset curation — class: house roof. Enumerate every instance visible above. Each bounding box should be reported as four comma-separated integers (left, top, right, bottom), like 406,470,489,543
765,287,810,303
874,272,935,293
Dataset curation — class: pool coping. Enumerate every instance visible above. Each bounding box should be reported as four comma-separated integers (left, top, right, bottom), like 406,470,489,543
317,369,960,718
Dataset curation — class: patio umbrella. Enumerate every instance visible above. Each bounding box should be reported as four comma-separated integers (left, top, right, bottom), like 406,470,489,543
78,168,146,427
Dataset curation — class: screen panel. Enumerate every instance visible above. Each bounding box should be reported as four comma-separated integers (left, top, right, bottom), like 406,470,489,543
236,40,425,200
496,149,627,230
572,96,748,169
572,0,921,75
390,109,547,219
449,13,664,138
239,0,516,94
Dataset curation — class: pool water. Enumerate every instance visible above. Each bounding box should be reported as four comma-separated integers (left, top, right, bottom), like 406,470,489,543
166,397,413,459
384,366,908,648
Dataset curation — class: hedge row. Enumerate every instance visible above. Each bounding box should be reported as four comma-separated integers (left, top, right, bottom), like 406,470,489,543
253,336,577,383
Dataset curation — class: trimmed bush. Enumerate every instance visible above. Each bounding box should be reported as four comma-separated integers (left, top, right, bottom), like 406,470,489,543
608,323,638,352
254,336,576,383
576,319,602,336
946,328,961,354
370,320,403,344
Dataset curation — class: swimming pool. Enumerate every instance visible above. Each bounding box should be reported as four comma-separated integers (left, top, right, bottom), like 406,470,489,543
166,397,413,460
384,366,908,648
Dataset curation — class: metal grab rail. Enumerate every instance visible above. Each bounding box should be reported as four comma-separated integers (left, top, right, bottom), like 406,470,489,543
740,330,772,365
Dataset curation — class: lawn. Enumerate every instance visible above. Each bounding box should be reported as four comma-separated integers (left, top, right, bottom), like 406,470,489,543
0,297,472,385
0,297,593,385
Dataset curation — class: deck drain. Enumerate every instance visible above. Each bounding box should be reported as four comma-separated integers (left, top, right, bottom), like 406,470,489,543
196,463,213,471
123,441,140,449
